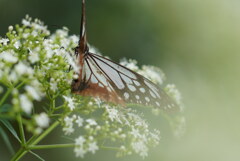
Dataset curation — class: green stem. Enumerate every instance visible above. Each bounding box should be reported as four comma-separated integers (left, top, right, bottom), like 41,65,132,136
28,144,75,150
10,120,60,161
17,114,26,145
31,120,60,145
15,81,25,89
101,146,121,151
0,87,12,107
0,81,25,107
54,105,64,111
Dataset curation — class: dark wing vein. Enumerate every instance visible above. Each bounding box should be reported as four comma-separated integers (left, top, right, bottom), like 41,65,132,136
88,54,178,110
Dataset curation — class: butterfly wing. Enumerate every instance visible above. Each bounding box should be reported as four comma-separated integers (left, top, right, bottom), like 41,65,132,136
71,53,125,105
72,52,179,111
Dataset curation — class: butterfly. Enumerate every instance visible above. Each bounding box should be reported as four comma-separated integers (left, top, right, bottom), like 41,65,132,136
71,0,179,111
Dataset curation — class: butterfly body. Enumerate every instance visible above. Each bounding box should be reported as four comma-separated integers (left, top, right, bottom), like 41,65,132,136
71,0,179,111
71,50,126,105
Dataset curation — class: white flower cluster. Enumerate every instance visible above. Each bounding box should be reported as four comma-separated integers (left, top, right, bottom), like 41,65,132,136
165,84,184,111
0,15,185,159
0,15,77,133
61,98,161,158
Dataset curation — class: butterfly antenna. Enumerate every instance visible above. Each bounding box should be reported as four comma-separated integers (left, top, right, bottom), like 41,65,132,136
79,0,87,52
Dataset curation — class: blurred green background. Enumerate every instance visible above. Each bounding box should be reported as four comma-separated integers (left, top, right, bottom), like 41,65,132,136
1,0,240,160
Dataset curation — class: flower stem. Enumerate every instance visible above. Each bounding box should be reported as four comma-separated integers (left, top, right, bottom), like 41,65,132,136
101,146,121,151
28,144,75,150
0,87,12,107
17,114,26,145
10,120,60,161
0,81,25,107
31,120,60,145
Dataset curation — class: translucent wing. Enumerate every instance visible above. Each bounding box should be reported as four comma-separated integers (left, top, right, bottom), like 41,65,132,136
72,52,179,111
71,54,124,105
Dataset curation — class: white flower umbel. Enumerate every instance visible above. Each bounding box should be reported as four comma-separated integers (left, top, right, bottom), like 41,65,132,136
0,15,184,160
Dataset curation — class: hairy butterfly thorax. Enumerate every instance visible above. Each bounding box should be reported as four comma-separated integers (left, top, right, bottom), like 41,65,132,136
71,0,179,111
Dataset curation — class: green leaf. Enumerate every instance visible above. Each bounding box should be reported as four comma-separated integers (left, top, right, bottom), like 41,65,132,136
29,151,45,161
0,126,15,155
0,104,12,113
0,119,21,142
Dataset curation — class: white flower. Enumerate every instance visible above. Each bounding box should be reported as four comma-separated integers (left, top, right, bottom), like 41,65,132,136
56,29,68,38
9,71,18,82
19,94,33,114
25,85,41,101
13,41,21,49
63,126,74,135
75,136,85,146
130,128,140,138
139,65,165,85
120,59,139,71
75,116,84,127
94,98,103,107
31,30,38,37
0,51,18,63
74,147,86,158
88,44,101,55
32,22,48,32
69,35,78,45
28,49,40,63
8,26,13,31
88,141,99,154
64,116,74,127
105,106,120,122
50,81,58,92
15,62,34,75
23,33,30,38
0,38,9,45
131,141,148,158
35,127,43,134
150,129,161,142
63,116,75,135
63,95,75,111
64,51,80,73
22,19,31,26
86,119,97,126
165,84,183,110
60,38,70,48
35,112,50,128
